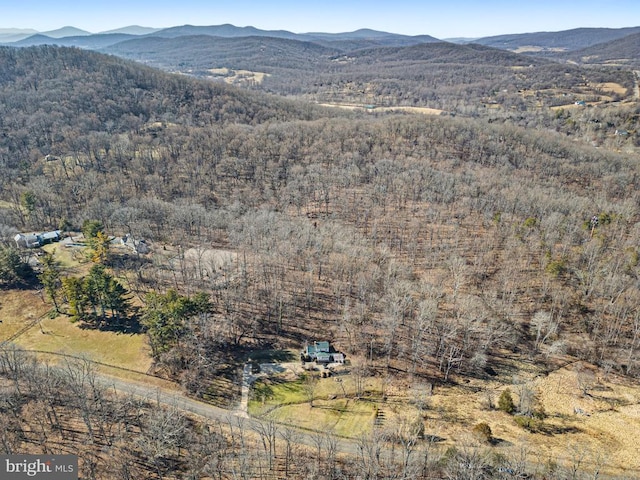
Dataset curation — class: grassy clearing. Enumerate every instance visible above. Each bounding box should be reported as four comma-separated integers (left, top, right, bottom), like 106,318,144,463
207,68,269,85
249,364,386,414
0,290,51,340
1,287,152,379
41,242,91,273
592,82,627,95
14,313,152,373
264,400,377,437
250,376,378,437
0,238,153,381
249,369,391,437
319,103,443,115
420,360,640,476
251,378,307,408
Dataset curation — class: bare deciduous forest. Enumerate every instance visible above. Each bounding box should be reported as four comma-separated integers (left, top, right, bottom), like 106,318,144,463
0,40,639,479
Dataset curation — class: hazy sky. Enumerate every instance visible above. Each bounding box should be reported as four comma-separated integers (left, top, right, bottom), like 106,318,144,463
3,0,640,38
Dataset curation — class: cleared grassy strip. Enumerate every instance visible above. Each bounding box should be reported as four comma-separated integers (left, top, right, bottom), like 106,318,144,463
41,242,90,273
249,374,383,437
261,400,376,437
0,290,51,341
13,313,152,373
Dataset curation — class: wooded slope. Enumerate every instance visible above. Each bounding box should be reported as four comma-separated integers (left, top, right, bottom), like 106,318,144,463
1,46,639,387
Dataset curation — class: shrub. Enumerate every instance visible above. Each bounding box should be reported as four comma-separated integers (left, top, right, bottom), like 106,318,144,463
514,415,543,432
545,258,567,277
472,422,493,443
498,389,515,414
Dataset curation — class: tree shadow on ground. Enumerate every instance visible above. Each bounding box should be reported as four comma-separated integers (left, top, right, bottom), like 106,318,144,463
77,313,143,334
424,434,446,443
539,424,582,436
491,437,512,447
236,345,297,363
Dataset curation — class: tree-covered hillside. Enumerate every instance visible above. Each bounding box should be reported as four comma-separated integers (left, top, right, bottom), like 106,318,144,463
1,44,639,378
0,45,334,171
1,45,640,478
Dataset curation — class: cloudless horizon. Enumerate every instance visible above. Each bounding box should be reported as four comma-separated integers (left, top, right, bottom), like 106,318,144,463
2,0,640,39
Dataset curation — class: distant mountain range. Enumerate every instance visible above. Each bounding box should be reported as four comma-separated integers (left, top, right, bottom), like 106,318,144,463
3,23,440,48
0,25,157,43
100,26,161,36
1,23,639,67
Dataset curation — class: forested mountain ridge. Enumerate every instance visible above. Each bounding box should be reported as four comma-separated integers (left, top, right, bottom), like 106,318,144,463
5,22,639,54
100,33,636,118
338,41,543,65
474,26,640,52
12,32,140,49
563,32,640,67
1,44,640,478
0,46,337,170
103,34,342,71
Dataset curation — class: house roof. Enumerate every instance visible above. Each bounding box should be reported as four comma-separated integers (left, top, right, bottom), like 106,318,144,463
40,230,61,241
315,352,331,362
305,341,331,355
15,233,40,244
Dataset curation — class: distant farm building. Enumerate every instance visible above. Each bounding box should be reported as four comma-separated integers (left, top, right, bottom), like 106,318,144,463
14,230,62,249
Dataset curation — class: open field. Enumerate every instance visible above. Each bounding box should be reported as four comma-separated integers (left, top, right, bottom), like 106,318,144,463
0,289,151,373
591,81,628,95
207,67,269,85
318,102,444,115
513,46,568,54
249,369,389,437
14,313,152,373
0,290,50,340
0,269,152,379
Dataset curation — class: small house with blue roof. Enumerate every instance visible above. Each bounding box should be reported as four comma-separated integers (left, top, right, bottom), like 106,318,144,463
302,341,345,364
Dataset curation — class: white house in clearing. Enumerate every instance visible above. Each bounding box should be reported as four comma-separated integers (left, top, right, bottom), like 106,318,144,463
14,230,62,249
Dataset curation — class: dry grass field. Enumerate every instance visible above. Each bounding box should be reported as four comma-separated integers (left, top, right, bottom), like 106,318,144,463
413,359,640,476
319,102,444,115
0,289,152,375
1,239,151,377
207,67,269,85
0,290,50,340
